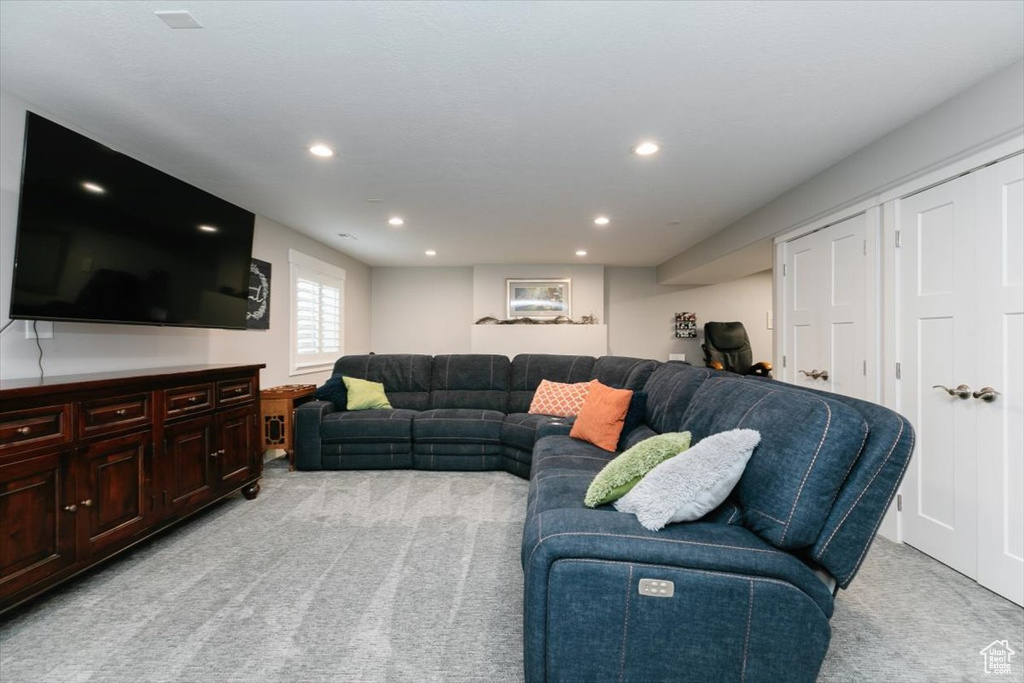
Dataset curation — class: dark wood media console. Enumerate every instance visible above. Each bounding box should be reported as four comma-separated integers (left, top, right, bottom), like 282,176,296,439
0,364,265,613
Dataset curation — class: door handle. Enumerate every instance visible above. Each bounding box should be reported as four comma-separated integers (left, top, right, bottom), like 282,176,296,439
80,498,93,507
800,369,829,381
933,384,972,399
972,387,1000,402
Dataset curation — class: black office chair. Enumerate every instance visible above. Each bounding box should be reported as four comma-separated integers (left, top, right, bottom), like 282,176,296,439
702,321,773,377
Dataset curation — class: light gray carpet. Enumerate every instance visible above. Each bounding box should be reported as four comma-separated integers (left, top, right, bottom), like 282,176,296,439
1,461,1022,682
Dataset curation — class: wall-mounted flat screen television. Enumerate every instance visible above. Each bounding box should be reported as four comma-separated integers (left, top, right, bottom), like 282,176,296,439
9,112,255,330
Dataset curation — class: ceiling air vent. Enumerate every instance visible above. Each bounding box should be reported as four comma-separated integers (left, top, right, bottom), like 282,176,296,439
154,10,203,29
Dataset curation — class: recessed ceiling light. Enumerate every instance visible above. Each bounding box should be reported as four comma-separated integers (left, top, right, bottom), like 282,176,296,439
631,141,660,156
308,144,334,157
388,217,404,226
81,181,105,194
575,250,588,257
198,224,218,233
593,216,610,226
425,249,437,257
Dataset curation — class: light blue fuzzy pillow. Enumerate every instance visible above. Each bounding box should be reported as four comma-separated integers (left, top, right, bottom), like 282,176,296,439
614,429,760,531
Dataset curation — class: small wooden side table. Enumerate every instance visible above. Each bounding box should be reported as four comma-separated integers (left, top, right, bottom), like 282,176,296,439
260,384,317,470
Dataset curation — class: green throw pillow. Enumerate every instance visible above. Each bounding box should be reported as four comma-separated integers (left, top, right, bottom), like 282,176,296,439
584,432,691,508
342,376,393,410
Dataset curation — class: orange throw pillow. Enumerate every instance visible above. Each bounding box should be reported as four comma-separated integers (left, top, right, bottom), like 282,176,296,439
570,381,634,452
528,379,594,417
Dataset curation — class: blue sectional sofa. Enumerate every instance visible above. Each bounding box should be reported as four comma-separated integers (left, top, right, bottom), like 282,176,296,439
295,354,914,682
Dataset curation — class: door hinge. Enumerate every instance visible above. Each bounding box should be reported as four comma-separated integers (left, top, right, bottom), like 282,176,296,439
895,230,902,248
782,355,787,368
895,362,901,380
782,264,787,276
163,490,168,505
863,239,867,256
863,360,867,376
896,493,903,512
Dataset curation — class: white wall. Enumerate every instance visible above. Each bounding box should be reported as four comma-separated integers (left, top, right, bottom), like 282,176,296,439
0,89,371,385
370,267,473,354
658,59,1024,283
605,267,773,363
207,216,371,389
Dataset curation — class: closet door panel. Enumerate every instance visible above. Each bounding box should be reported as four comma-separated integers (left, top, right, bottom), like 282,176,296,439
785,232,825,388
823,214,868,399
898,175,978,579
976,154,1024,605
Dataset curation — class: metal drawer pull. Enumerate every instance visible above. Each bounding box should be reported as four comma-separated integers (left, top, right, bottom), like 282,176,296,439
234,387,245,394
64,504,77,512
933,384,972,399
16,426,31,435
188,396,199,404
115,409,127,416
972,387,1000,402
80,499,93,507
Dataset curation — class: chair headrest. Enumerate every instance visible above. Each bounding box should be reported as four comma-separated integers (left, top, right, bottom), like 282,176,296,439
704,322,750,351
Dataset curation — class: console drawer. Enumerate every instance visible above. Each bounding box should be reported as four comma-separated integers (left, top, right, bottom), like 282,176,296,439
164,384,213,418
217,378,254,406
0,404,72,455
79,393,151,437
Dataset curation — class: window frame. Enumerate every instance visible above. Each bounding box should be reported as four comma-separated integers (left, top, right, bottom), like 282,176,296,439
288,249,346,376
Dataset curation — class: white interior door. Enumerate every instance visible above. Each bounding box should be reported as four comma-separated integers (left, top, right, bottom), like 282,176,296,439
782,214,868,400
784,229,826,390
975,155,1024,605
898,174,979,579
821,214,868,399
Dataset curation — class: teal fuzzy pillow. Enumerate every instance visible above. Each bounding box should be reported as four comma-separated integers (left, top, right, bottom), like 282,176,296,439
584,431,691,508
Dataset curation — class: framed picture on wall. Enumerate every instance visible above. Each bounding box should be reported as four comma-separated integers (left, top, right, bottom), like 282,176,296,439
506,279,571,318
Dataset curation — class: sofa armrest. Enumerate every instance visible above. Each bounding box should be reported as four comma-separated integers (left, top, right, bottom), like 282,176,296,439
295,400,337,470
521,509,834,683
522,508,833,613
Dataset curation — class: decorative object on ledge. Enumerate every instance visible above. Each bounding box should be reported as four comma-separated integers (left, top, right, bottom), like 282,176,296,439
507,278,571,319
475,314,596,325
247,258,271,329
675,312,697,338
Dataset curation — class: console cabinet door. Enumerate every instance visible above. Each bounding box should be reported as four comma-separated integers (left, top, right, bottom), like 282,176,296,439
164,416,216,514
76,432,151,559
0,450,76,600
215,406,258,491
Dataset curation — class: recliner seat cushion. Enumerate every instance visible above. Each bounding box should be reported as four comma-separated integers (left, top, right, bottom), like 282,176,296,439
681,377,869,549
502,413,571,452
320,409,418,444
413,408,505,445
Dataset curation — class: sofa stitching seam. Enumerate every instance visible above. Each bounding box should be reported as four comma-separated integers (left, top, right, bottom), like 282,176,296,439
618,564,633,683
741,581,753,683
816,419,905,558
780,398,833,544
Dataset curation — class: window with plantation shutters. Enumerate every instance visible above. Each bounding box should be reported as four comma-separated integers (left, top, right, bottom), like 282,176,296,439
289,249,345,375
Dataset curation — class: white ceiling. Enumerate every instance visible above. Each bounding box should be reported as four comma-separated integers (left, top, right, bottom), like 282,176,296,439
1,1,1021,268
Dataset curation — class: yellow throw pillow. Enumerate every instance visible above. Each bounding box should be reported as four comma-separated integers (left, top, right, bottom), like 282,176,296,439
342,376,393,410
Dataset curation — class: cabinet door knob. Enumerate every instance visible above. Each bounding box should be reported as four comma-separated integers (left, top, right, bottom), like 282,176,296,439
64,504,77,512
972,387,1000,402
210,451,219,458
188,396,199,404
16,426,31,435
80,498,93,507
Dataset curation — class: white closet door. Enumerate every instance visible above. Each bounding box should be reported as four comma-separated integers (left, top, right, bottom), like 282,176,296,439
821,214,868,399
898,175,979,579
975,155,1024,606
782,214,868,399
785,229,826,390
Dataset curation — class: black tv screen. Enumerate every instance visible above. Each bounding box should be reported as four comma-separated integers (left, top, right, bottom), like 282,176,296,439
10,112,255,330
